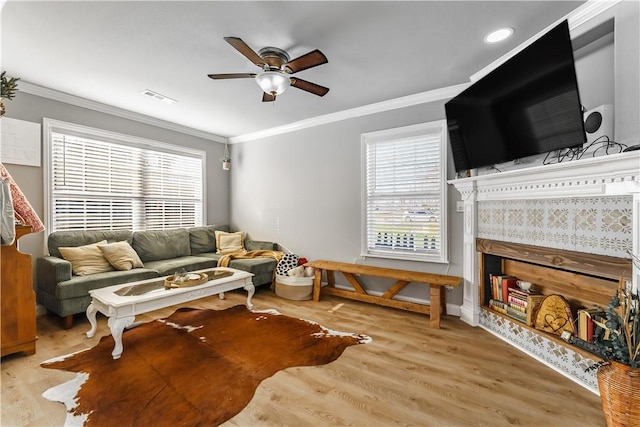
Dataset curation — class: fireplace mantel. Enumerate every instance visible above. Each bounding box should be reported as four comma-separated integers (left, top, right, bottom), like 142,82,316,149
448,150,639,392
450,150,640,201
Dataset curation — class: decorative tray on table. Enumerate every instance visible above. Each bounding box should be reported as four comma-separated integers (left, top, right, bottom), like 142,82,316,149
163,270,234,289
164,272,209,289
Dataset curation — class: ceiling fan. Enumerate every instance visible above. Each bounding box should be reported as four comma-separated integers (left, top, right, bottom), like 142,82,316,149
208,37,329,102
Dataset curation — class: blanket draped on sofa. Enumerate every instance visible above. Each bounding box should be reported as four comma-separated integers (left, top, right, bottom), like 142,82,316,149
217,250,284,268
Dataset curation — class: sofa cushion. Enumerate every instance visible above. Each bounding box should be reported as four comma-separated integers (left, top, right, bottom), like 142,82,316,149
37,291,93,318
59,240,114,276
48,230,133,259
188,225,230,254
228,257,277,277
98,241,144,271
142,256,218,276
55,268,160,299
132,229,191,262
194,253,276,286
193,253,222,262
245,240,277,251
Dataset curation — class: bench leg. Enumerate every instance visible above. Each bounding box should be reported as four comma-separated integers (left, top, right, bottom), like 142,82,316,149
312,269,322,301
430,286,442,329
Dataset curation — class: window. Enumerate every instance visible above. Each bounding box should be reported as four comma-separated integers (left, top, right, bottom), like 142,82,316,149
361,120,448,263
44,119,205,232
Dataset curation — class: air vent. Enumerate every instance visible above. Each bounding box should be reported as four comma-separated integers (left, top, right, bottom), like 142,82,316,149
140,89,177,104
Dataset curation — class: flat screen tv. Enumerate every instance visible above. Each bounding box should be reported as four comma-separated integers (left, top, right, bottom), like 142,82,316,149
445,20,586,173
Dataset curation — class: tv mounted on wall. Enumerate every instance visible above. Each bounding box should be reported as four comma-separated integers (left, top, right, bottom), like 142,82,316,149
445,20,586,174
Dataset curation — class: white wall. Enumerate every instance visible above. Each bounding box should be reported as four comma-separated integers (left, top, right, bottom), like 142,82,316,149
2,92,229,265
573,0,639,145
230,101,467,306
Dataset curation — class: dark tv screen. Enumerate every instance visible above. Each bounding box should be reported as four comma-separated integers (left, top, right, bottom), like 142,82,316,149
446,20,586,173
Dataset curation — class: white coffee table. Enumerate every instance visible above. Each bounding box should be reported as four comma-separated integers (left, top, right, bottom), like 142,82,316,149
85,267,254,359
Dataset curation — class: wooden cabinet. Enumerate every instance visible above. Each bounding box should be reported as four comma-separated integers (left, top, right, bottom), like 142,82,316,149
1,225,36,357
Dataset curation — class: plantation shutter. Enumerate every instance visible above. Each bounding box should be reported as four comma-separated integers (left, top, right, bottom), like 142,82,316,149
362,121,447,262
49,129,203,232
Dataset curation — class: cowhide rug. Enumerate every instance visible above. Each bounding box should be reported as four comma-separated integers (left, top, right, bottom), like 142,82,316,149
41,305,371,427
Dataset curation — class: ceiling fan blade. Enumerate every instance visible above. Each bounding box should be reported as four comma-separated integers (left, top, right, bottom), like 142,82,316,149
224,37,266,68
208,73,256,80
262,92,276,102
291,78,329,97
285,49,328,74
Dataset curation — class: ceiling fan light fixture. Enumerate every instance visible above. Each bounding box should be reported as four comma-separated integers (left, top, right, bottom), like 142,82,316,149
255,71,291,95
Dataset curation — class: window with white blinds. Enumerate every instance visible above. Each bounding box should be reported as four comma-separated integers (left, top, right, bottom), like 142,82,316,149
44,119,205,232
361,121,448,263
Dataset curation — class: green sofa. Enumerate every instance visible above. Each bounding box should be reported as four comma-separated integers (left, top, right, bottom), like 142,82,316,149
36,225,278,328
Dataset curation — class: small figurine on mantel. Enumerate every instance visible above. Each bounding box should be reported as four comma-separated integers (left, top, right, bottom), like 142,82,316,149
0,163,45,245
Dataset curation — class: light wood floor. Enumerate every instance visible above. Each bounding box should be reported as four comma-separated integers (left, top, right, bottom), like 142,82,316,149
1,287,605,427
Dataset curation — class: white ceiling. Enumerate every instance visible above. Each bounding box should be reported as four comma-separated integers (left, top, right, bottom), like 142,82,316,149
1,1,585,141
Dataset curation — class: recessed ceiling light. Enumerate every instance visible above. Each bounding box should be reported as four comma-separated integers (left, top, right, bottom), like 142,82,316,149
484,27,514,44
140,89,177,104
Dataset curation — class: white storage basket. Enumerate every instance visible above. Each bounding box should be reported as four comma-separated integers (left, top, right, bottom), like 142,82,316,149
274,274,313,301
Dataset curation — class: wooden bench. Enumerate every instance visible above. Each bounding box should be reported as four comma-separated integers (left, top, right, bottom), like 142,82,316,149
304,260,462,328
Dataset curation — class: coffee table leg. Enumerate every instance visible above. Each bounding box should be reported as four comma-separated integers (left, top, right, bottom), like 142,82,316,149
218,292,225,300
86,302,98,338
244,283,255,309
108,316,135,360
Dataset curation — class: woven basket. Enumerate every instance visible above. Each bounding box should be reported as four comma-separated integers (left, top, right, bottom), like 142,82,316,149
597,361,640,427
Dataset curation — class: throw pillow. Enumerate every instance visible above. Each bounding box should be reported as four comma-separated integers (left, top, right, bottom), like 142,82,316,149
215,231,245,255
59,240,114,276
98,241,144,271
276,253,300,276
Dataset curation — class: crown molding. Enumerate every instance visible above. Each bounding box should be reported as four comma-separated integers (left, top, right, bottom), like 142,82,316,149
20,79,470,146
18,81,228,143
229,83,470,144
471,0,621,82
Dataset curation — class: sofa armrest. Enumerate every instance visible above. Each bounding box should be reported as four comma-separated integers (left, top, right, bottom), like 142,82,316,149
36,256,72,292
245,240,277,251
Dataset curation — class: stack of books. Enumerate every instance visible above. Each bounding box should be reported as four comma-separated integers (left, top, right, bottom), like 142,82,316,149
507,287,545,326
489,274,518,303
576,307,608,342
487,274,544,326
489,299,508,315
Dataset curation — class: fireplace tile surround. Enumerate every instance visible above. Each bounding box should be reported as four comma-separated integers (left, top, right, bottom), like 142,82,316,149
478,196,632,258
449,150,640,393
